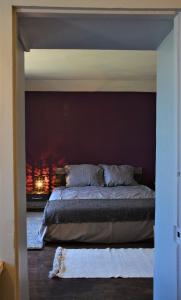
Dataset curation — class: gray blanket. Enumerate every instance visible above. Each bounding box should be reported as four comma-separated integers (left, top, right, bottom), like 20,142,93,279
43,198,155,225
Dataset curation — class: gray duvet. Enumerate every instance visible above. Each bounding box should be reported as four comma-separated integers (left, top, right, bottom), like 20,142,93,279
43,198,154,225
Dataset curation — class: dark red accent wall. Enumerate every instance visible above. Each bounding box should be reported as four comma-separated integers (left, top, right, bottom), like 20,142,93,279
25,92,156,187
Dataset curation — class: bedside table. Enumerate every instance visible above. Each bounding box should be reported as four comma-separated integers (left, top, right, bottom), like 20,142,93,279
27,193,49,211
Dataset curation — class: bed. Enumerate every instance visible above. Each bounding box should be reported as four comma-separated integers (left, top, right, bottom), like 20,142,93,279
39,164,155,244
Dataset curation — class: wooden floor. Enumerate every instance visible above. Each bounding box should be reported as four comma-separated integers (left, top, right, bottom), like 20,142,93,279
28,241,153,300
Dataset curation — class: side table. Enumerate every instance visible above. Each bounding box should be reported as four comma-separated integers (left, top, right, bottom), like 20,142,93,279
27,193,50,211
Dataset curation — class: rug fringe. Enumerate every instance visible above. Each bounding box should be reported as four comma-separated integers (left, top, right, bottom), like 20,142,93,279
49,247,65,279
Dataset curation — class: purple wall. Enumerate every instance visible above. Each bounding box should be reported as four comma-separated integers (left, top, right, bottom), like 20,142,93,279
25,92,156,186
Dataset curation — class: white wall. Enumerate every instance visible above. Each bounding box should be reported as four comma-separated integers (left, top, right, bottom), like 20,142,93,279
11,0,181,10
15,41,29,300
25,79,156,92
0,3,17,299
154,30,177,300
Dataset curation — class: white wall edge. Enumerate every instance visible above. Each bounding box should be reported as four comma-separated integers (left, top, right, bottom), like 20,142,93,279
174,12,181,300
25,79,156,92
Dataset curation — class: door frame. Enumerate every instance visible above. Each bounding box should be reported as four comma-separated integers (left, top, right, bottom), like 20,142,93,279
175,13,181,300
1,2,181,299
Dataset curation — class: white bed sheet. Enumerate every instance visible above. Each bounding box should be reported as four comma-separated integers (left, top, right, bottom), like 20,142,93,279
49,185,155,201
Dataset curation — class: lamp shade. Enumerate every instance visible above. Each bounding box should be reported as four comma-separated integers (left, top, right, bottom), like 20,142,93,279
34,175,45,194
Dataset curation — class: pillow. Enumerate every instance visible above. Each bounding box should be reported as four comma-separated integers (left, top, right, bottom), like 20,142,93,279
100,164,136,186
65,164,104,187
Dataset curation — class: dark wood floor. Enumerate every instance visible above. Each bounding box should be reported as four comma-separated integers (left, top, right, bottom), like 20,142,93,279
28,241,153,300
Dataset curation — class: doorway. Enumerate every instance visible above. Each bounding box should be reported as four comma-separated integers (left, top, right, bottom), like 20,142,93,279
15,9,180,300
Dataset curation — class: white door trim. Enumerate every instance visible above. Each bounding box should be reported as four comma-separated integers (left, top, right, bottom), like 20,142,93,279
174,12,181,300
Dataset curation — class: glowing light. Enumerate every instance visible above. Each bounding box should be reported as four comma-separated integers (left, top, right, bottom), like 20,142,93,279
34,176,45,194
36,179,43,189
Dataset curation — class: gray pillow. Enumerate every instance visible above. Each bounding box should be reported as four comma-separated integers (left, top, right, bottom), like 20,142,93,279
65,164,104,187
100,164,136,186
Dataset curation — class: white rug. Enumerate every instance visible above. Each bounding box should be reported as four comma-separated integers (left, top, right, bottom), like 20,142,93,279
27,212,44,250
49,247,154,279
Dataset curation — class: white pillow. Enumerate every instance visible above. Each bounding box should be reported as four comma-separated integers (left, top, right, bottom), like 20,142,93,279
100,164,136,186
65,164,104,187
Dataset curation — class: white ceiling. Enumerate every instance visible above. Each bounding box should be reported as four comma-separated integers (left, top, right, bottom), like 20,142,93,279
25,49,156,91
25,49,156,92
25,49,156,80
19,14,173,50
22,13,172,92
